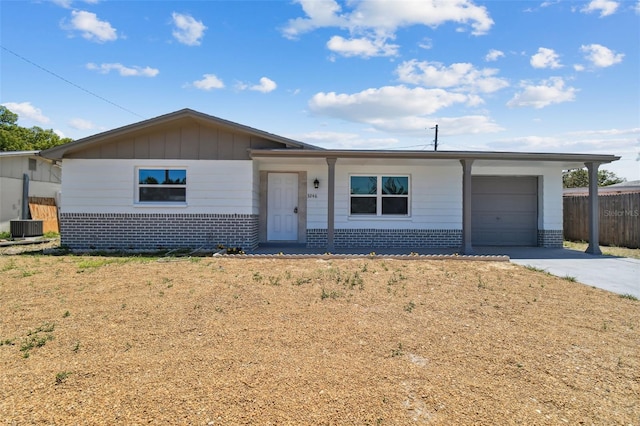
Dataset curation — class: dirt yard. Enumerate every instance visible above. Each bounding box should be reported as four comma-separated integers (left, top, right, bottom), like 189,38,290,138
0,250,638,425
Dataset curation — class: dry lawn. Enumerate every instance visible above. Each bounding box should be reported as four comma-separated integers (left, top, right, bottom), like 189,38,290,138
0,251,638,425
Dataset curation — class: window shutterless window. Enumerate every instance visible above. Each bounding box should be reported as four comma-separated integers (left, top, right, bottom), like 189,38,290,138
137,169,186,203
350,175,409,216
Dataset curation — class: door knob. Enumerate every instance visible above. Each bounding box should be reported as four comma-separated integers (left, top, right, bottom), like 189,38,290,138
294,207,298,214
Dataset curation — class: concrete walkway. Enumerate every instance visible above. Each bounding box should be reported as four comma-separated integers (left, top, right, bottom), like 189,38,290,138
475,247,640,298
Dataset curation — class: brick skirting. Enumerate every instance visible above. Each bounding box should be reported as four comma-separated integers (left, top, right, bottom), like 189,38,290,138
537,229,564,248
60,213,259,251
307,228,462,248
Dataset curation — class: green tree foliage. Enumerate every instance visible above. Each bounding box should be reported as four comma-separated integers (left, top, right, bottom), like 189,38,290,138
0,106,73,152
562,168,625,188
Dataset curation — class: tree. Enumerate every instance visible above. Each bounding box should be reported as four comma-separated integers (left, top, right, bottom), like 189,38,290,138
562,168,625,188
0,106,73,152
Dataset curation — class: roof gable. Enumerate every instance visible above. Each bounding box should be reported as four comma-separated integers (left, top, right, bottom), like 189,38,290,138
41,109,321,161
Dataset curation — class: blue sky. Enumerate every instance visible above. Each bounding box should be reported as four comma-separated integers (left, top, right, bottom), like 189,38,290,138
1,0,639,180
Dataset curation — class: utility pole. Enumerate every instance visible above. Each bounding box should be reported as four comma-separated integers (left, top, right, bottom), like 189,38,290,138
431,124,439,151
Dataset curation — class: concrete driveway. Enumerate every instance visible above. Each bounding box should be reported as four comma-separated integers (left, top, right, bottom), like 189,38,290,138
475,247,640,298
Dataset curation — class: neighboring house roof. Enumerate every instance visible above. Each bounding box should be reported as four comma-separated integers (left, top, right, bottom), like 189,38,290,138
0,150,40,157
564,181,640,196
0,150,57,165
250,148,620,169
40,108,322,160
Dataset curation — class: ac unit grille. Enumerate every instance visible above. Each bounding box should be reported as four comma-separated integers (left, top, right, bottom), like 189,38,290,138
10,220,43,238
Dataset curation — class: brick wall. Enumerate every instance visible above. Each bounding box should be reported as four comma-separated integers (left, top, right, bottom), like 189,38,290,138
537,229,563,248
60,213,258,251
307,228,462,248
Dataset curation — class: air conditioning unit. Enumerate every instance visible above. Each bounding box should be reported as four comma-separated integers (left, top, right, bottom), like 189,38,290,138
10,220,43,238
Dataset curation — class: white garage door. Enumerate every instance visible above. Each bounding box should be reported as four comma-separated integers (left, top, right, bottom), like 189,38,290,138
472,176,538,246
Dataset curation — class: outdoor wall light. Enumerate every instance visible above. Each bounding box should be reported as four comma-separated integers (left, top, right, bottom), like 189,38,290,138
313,178,320,189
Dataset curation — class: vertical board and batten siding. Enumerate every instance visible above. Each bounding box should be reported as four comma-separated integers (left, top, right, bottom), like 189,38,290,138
65,120,283,160
564,192,640,249
60,159,255,214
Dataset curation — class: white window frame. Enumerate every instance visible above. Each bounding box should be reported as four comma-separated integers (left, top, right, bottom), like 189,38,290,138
135,167,187,205
349,174,410,217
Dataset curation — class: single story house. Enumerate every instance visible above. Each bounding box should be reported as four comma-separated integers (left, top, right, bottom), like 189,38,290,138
40,109,619,254
0,150,61,233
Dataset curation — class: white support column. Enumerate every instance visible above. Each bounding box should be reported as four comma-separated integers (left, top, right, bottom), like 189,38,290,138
585,162,602,255
326,157,337,252
460,159,474,255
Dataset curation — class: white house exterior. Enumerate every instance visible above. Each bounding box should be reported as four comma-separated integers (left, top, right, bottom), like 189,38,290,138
0,151,61,233
40,109,619,253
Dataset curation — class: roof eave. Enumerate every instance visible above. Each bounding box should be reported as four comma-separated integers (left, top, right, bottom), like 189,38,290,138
249,149,621,164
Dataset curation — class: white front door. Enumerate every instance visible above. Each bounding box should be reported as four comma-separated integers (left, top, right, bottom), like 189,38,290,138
267,173,298,241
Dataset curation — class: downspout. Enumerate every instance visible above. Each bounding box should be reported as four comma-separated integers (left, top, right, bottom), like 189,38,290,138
22,173,30,220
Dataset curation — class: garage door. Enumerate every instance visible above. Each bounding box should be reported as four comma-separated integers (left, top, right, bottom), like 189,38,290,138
472,176,538,246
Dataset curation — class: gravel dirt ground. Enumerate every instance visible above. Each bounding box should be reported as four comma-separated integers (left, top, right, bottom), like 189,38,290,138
0,246,638,425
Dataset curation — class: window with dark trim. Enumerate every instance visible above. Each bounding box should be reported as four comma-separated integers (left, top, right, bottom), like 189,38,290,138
137,169,186,203
350,175,409,216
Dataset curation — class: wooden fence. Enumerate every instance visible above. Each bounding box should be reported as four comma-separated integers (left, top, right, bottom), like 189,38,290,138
563,192,640,249
28,197,59,234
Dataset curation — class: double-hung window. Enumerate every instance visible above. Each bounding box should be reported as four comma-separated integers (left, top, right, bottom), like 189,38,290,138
137,168,186,203
350,175,409,216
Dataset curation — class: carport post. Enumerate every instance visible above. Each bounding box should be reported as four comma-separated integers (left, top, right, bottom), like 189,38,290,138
326,157,337,252
460,159,474,255
585,161,602,255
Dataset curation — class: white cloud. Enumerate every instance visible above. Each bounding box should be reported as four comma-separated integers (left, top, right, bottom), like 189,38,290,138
52,0,74,8
507,77,577,109
172,12,207,46
86,63,159,77
530,47,562,69
283,0,493,58
636,0,640,14
305,83,504,139
581,0,619,16
485,49,505,62
580,44,624,67
282,0,348,39
190,74,224,91
52,0,99,8
327,35,399,57
296,131,400,150
65,10,117,43
367,114,503,136
309,86,469,122
395,60,509,93
69,118,94,130
251,77,277,93
1,102,50,124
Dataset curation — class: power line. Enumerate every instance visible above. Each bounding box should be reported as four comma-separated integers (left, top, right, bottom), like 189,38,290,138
1,45,145,119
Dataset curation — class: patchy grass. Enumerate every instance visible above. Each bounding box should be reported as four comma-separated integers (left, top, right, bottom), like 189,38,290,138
564,240,640,259
0,255,638,424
